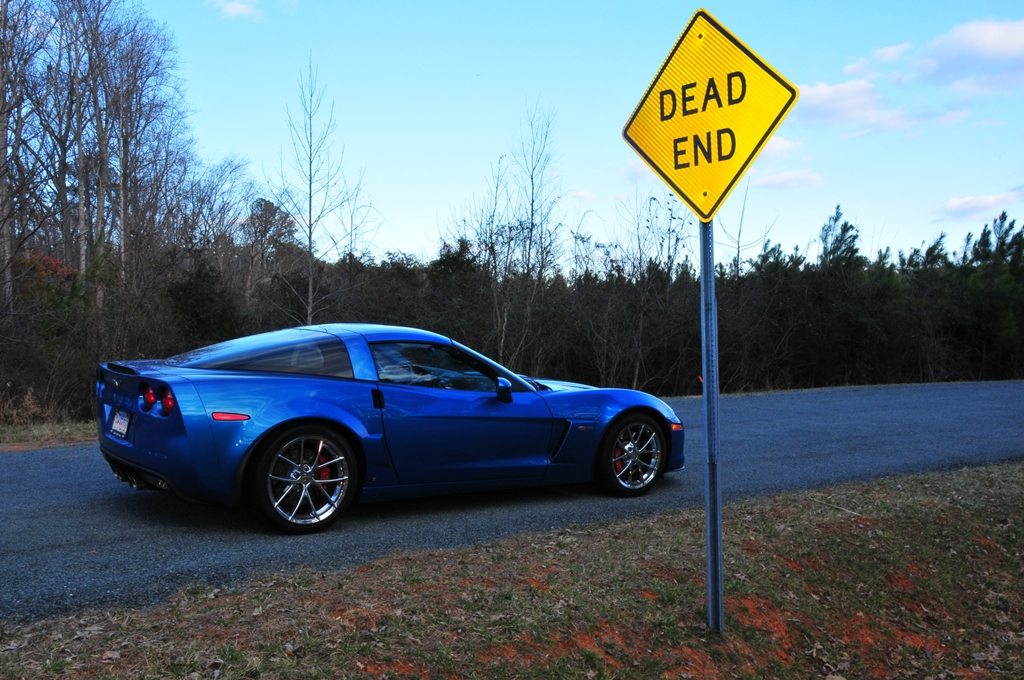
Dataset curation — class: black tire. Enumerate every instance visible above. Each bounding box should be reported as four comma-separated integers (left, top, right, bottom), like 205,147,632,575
596,414,666,497
249,425,358,534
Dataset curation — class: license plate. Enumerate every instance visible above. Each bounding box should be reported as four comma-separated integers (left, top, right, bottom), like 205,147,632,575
111,410,131,439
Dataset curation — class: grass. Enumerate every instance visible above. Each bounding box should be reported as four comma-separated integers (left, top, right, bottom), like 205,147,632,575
1,462,1022,678
0,421,95,449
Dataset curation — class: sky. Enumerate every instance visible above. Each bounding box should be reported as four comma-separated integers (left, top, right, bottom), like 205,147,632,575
139,0,1024,265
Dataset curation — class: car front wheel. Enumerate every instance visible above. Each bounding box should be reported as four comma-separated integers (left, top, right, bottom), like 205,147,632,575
250,425,358,533
597,414,666,497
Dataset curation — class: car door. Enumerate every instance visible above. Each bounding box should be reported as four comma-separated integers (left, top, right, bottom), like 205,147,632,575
371,341,554,484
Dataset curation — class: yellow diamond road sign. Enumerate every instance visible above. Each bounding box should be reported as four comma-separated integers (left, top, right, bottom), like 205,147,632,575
623,9,798,222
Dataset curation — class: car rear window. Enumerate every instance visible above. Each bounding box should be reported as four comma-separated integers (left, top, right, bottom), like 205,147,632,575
177,335,354,379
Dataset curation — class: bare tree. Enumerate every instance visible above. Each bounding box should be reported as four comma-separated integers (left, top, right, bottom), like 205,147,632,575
174,157,251,258
1,0,53,315
275,54,364,325
75,0,118,307
235,197,295,308
107,6,185,284
617,193,691,388
457,106,562,370
571,191,692,389
33,0,84,273
506,105,561,369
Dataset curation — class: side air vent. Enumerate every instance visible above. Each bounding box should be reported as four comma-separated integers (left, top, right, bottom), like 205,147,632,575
548,420,572,459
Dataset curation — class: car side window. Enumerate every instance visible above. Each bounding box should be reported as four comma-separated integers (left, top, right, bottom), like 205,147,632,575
370,342,497,391
215,338,354,378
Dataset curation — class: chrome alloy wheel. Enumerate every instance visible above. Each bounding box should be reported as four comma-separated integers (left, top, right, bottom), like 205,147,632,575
610,420,663,491
265,435,351,526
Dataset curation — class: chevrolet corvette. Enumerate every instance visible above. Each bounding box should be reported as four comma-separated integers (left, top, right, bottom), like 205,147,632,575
96,324,685,533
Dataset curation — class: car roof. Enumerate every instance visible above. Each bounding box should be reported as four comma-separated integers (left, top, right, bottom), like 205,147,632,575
169,324,455,368
311,324,453,345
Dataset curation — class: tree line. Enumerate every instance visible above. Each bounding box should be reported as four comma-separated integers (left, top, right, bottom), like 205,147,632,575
2,0,1022,423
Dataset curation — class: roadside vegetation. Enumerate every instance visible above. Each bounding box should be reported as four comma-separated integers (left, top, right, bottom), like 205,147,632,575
2,1,1024,426
0,422,94,449
2,462,1020,678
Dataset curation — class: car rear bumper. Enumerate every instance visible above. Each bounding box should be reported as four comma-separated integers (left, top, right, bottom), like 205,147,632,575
102,449,175,493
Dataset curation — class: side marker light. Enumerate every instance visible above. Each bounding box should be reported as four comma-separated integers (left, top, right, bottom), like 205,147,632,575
212,412,250,422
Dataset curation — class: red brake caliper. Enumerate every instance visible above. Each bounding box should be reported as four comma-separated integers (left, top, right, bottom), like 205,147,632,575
613,445,625,473
316,454,331,481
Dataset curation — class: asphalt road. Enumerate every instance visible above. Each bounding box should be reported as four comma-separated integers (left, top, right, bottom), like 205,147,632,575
2,381,1022,624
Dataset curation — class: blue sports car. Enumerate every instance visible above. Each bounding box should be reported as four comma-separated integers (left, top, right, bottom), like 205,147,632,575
96,324,685,533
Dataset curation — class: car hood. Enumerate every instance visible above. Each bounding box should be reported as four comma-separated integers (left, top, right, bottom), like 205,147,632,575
530,377,596,392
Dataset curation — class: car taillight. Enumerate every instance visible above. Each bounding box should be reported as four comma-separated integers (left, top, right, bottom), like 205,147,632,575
161,389,176,414
140,383,175,415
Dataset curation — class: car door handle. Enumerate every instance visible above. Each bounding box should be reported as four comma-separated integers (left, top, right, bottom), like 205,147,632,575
371,388,385,409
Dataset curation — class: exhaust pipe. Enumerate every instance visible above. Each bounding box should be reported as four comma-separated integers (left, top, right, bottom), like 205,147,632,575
108,461,159,491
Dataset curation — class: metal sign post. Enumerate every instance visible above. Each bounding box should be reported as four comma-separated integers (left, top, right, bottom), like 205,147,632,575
699,219,724,633
622,8,798,636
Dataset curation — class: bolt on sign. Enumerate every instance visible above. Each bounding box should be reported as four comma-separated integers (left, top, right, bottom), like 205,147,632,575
623,9,798,221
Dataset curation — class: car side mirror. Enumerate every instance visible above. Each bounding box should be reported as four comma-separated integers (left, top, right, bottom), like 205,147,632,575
496,377,513,403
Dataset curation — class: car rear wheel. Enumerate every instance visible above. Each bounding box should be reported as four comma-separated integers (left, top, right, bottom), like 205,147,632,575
597,414,665,497
251,425,358,533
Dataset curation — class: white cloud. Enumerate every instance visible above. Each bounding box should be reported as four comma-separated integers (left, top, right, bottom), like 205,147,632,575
932,19,1024,60
752,170,823,190
797,79,909,133
208,0,262,20
935,109,970,126
874,43,912,62
763,135,802,158
842,58,871,77
569,190,597,202
797,78,969,134
922,19,1024,93
843,43,911,77
939,190,1022,219
624,158,651,182
949,73,1023,95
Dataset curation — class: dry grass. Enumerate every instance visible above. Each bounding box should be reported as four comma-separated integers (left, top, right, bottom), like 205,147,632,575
0,421,95,450
1,462,1022,678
